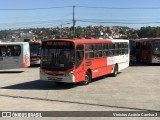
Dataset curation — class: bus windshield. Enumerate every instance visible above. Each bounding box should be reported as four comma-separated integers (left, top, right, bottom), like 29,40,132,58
152,40,160,55
30,43,40,57
41,41,75,70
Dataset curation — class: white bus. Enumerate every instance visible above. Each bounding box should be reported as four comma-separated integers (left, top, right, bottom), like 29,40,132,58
0,42,30,69
111,39,130,71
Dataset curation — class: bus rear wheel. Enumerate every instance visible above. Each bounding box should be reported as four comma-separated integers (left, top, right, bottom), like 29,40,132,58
111,64,118,77
81,71,91,85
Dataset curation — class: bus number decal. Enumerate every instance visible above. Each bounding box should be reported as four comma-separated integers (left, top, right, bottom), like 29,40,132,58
24,54,29,63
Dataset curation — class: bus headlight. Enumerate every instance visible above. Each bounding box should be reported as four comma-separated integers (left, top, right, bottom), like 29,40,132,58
65,72,73,77
65,74,70,77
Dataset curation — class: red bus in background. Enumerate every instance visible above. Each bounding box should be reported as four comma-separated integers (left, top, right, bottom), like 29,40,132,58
135,38,160,63
29,41,41,65
40,38,129,85
129,39,136,62
24,39,41,65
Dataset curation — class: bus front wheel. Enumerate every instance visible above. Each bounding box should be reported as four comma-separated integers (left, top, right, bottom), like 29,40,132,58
111,64,118,77
81,71,91,85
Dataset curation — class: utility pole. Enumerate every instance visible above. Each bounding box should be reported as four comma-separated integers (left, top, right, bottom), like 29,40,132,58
73,5,76,36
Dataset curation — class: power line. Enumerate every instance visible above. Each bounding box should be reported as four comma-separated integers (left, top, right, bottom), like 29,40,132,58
0,20,72,29
0,19,72,24
1,5,160,11
2,18,159,26
0,6,72,11
77,19,160,24
77,6,160,9
77,18,160,22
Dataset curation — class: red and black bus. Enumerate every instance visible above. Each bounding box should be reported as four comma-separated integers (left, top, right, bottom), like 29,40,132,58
40,38,129,85
29,41,41,65
134,38,160,63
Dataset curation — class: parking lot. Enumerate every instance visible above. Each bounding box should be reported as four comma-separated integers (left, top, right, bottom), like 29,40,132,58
0,63,160,114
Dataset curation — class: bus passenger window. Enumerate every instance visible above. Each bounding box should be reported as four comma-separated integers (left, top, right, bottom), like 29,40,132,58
2,50,6,57
108,43,113,56
6,45,21,56
94,44,102,58
102,44,108,57
108,50,113,56
155,48,159,54
13,46,21,56
7,48,12,56
86,44,94,59
102,51,107,57
0,46,7,57
77,51,83,61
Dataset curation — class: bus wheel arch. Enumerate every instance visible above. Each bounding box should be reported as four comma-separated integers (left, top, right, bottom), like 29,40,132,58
111,63,118,77
81,69,92,85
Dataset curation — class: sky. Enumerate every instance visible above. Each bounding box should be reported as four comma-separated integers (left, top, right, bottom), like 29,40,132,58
1,0,160,29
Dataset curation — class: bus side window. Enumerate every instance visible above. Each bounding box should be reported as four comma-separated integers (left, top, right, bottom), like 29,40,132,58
7,45,21,56
119,42,125,55
13,45,21,56
0,46,7,57
94,44,102,58
86,44,94,59
124,42,129,54
102,43,108,57
108,43,113,56
7,47,12,56
76,44,84,68
114,43,119,56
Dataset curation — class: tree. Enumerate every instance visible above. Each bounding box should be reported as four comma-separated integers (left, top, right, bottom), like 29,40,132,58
138,26,160,38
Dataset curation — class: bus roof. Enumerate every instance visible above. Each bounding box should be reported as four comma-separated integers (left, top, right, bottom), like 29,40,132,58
111,39,129,43
29,40,41,44
43,38,129,44
135,38,160,42
0,42,29,45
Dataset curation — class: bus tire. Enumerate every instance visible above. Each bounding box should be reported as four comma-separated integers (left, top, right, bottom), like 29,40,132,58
111,64,118,77
81,71,91,85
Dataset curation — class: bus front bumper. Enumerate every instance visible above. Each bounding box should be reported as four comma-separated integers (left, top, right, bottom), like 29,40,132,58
40,72,75,83
152,56,160,63
30,60,40,65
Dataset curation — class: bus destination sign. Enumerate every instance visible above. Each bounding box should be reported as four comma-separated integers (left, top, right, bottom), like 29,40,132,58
46,42,70,46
